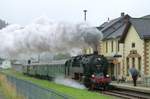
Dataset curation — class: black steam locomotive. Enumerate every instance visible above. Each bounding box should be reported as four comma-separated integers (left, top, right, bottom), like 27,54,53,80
23,51,111,90
65,51,111,89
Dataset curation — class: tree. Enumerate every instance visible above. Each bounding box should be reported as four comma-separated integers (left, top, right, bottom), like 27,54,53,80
0,19,8,29
53,53,71,60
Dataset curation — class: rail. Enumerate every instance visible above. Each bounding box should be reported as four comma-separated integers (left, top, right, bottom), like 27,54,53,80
103,89,150,99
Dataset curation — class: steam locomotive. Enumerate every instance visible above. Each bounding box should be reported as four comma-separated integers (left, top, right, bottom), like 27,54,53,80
22,51,111,90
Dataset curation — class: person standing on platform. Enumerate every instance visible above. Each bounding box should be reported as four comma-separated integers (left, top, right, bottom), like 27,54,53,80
129,66,139,86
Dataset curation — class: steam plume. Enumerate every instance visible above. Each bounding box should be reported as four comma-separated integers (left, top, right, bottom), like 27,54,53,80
0,16,103,58
54,76,85,89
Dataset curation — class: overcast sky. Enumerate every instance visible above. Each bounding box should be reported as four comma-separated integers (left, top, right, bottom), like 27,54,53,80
1,0,150,26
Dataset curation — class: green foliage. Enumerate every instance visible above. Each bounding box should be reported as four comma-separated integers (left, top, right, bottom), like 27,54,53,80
0,19,8,29
53,53,71,60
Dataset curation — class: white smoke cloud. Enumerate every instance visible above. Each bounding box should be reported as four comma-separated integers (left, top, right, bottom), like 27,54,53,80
0,16,103,58
54,76,86,89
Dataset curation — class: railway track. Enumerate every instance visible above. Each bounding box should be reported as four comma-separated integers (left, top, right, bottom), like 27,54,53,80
103,89,150,99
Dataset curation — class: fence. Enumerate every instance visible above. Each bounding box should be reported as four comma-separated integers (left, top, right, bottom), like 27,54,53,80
115,77,150,87
6,75,72,99
143,77,150,87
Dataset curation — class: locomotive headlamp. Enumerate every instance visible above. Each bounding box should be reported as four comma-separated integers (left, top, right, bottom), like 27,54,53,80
97,58,101,61
92,74,95,78
106,74,109,77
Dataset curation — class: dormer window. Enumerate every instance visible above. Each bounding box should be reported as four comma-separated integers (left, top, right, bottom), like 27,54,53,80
132,43,135,48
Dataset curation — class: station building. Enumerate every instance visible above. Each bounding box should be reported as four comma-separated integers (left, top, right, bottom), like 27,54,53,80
97,13,129,80
120,17,150,79
85,13,150,81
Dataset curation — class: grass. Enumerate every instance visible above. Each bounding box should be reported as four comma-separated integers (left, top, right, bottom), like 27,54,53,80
0,84,6,99
1,69,113,99
0,74,25,99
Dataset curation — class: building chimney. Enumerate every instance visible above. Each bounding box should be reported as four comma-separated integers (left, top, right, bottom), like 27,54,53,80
121,12,125,17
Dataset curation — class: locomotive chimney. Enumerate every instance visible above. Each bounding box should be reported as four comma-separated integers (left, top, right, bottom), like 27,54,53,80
93,44,98,54
93,51,98,55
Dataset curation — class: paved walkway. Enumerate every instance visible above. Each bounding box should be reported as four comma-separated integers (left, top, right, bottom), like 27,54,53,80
112,80,150,87
111,81,150,94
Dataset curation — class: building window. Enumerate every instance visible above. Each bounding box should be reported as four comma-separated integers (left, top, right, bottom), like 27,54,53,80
118,63,120,75
126,58,129,75
138,57,141,71
132,58,135,66
106,41,108,53
132,43,135,48
111,41,113,52
118,41,120,51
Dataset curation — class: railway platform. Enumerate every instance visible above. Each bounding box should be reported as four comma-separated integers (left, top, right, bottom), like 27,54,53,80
111,81,150,94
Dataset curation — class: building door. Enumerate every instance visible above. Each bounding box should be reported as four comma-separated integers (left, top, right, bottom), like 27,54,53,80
109,63,115,80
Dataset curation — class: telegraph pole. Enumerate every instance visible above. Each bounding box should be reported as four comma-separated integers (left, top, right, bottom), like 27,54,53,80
83,10,88,54
83,10,87,21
